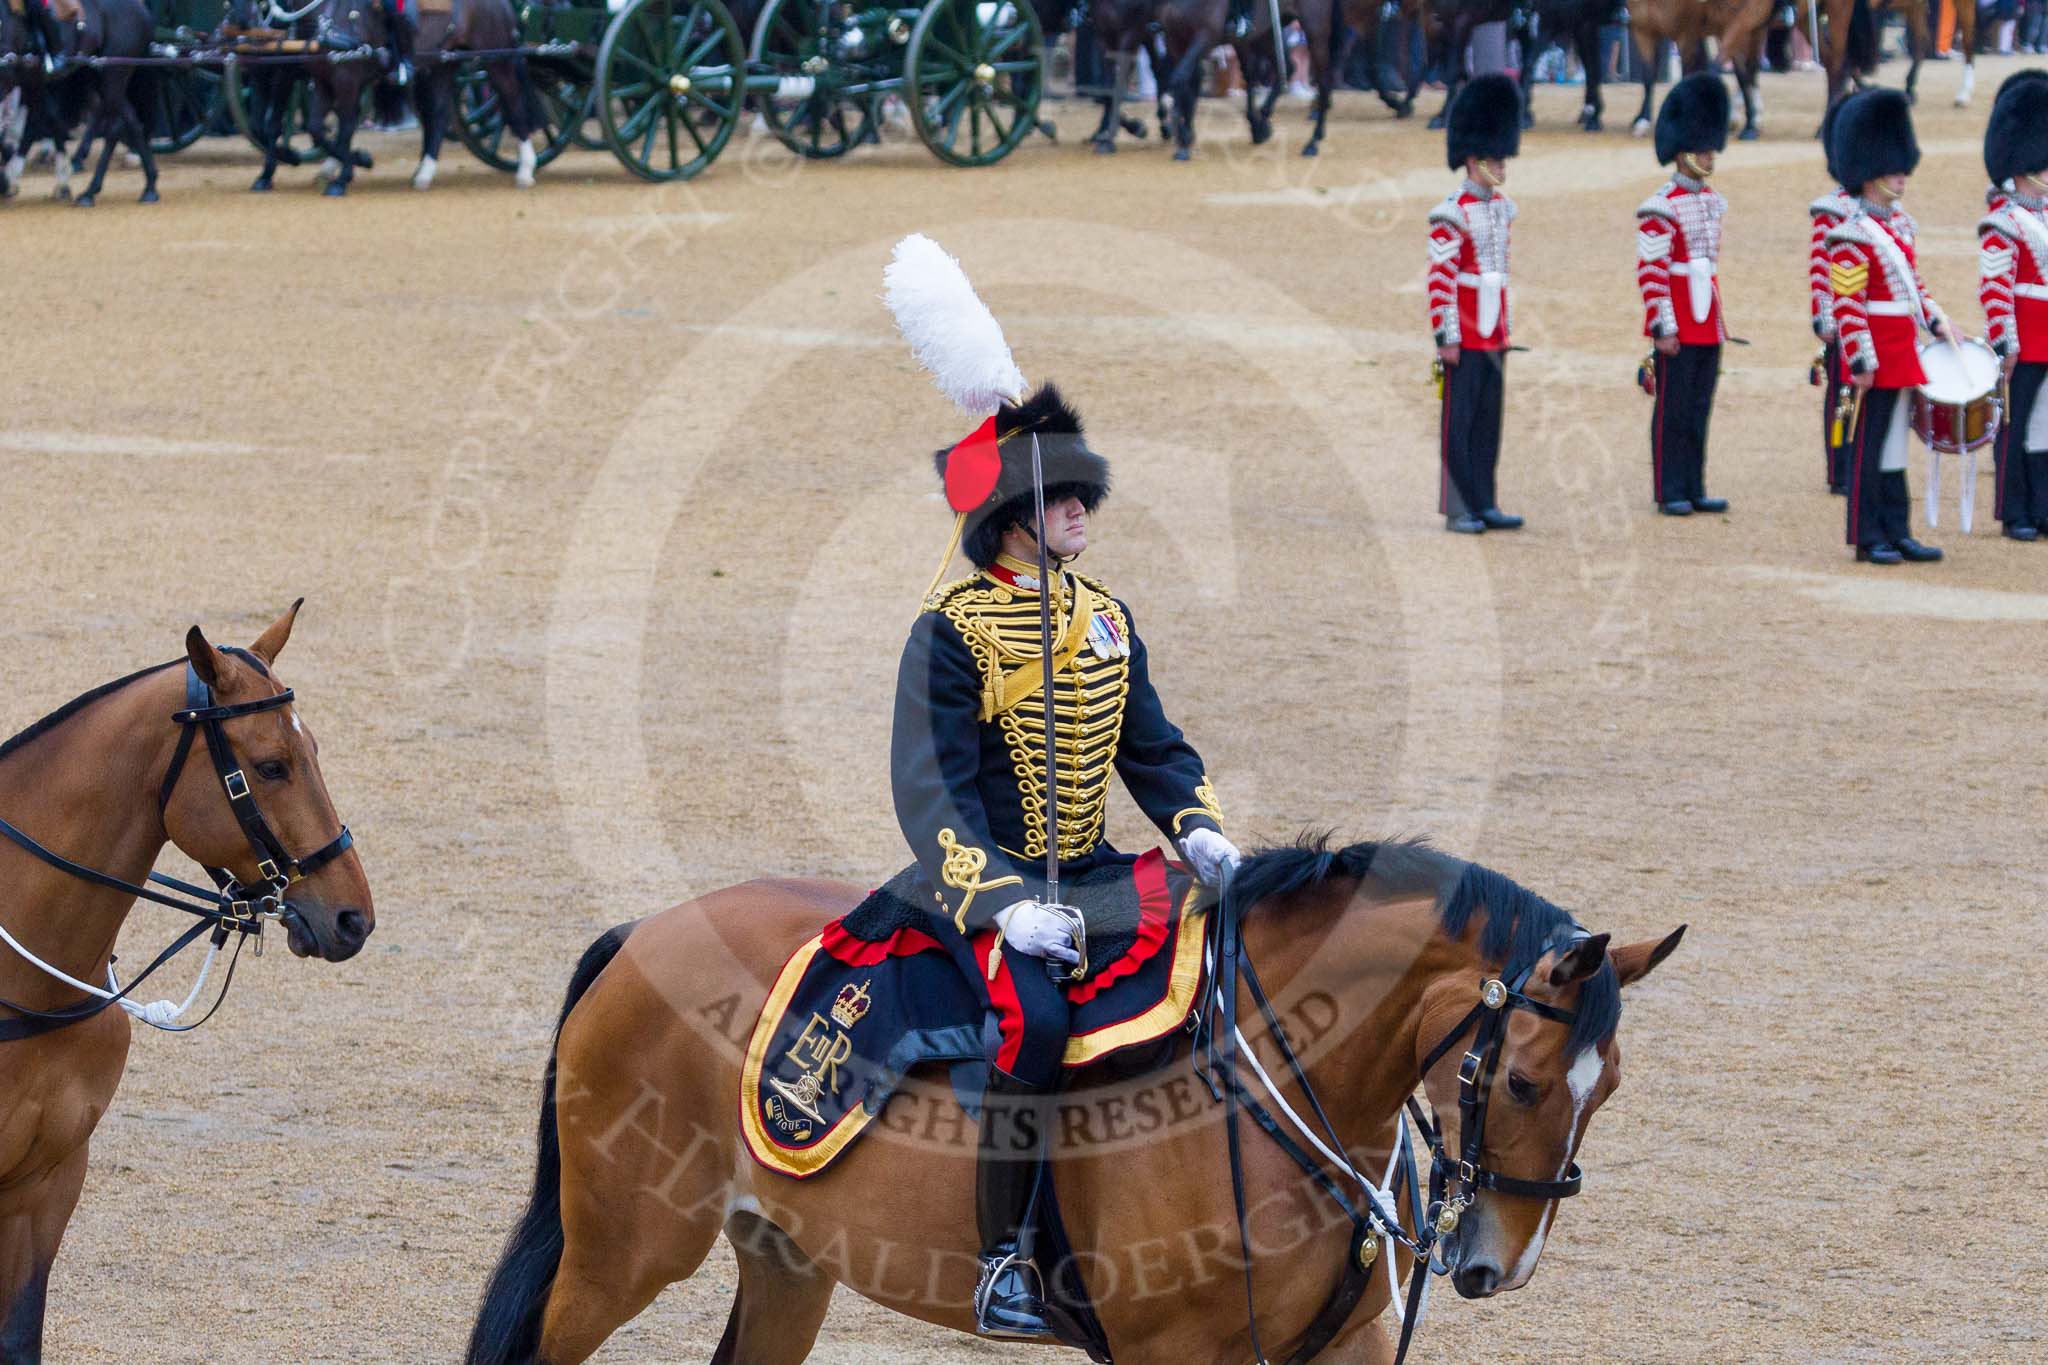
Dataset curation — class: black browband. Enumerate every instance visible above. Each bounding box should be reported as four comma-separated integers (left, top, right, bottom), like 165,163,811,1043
0,646,352,1041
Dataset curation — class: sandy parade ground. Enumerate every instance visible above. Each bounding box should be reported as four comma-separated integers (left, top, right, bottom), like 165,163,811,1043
2,41,2046,1364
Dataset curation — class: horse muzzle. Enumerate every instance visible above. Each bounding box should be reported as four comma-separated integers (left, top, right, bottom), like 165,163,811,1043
278,902,372,961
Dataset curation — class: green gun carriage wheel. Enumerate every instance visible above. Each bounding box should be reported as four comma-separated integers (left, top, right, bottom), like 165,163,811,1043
452,58,584,172
147,65,227,154
904,0,1041,167
595,0,746,182
746,0,877,159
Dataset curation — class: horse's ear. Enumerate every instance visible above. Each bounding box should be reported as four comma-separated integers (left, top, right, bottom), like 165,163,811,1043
250,598,304,666
185,625,223,689
1547,933,1610,987
1610,925,1686,988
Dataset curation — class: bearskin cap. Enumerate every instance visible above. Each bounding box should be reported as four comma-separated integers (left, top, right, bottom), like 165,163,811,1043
1446,74,1522,172
1833,88,1919,193
1818,89,1873,187
1655,72,1729,166
1985,69,2048,186
932,383,1111,569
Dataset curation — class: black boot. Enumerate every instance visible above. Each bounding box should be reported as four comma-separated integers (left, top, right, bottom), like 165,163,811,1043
29,1,68,74
974,1068,1054,1340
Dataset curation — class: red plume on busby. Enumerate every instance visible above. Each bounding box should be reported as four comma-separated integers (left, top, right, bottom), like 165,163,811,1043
1445,74,1521,172
1984,69,2048,186
885,236,1113,585
1832,88,1920,194
1655,72,1729,166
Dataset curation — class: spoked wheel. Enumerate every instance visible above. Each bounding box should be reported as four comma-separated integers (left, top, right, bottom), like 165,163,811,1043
452,58,582,171
904,0,1042,166
595,0,747,181
148,64,226,154
748,0,875,159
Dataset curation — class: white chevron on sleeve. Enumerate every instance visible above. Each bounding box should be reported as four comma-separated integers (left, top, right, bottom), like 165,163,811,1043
1636,230,1672,262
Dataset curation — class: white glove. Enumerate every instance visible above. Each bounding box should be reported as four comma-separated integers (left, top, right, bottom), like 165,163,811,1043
993,901,1081,965
1180,828,1242,886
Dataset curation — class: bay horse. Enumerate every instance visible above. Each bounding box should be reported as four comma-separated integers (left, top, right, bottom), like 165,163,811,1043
466,837,1682,1363
0,0,160,204
1626,0,1774,139
1080,0,1166,154
0,601,373,1359
1819,0,1980,116
1156,0,1343,159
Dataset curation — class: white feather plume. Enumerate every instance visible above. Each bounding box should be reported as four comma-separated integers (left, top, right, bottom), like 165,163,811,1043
884,234,1027,416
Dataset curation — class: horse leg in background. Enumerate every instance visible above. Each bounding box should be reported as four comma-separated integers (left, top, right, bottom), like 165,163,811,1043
1299,0,1336,156
1516,24,1539,129
0,1147,89,1363
1241,44,1274,145
484,57,538,186
708,1213,840,1365
120,67,160,200
1902,0,1923,106
324,73,365,195
1427,15,1465,128
1575,15,1602,129
1630,29,1656,134
1733,42,1761,139
251,72,286,190
412,60,446,187
1161,25,1213,159
1091,42,1128,150
72,72,131,205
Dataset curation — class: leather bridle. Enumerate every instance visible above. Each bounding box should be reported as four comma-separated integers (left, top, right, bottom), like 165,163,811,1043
1194,871,1592,1365
0,646,353,1040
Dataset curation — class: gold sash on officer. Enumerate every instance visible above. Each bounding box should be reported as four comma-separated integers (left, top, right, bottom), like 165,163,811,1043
975,575,1094,721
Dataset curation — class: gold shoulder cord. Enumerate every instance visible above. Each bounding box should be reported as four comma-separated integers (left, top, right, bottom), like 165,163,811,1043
935,828,1022,934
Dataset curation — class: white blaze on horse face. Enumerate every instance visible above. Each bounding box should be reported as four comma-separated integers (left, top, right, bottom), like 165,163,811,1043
1502,1046,1602,1291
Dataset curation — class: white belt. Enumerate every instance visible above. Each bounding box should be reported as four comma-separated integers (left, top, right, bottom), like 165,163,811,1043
1866,301,1913,316
2016,283,2048,300
1456,271,1506,339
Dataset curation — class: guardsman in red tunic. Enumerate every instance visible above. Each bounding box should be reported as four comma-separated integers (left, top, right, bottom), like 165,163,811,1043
1812,93,1865,495
1428,73,1523,534
1981,73,2048,541
1827,90,1959,565
1637,73,1732,516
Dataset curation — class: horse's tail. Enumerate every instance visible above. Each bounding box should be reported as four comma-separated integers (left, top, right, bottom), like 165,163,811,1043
1847,0,1878,74
463,924,632,1365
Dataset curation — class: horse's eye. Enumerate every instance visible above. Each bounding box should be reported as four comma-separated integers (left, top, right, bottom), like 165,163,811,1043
1506,1072,1539,1106
254,760,289,782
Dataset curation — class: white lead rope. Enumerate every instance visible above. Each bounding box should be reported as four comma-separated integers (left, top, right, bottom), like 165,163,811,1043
0,918,222,1030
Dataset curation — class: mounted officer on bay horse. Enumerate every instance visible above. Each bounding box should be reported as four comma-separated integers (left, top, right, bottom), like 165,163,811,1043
884,232,1242,1336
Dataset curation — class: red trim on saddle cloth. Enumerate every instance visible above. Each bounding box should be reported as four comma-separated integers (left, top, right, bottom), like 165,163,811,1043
981,929,1027,1073
1066,848,1172,1005
819,920,944,967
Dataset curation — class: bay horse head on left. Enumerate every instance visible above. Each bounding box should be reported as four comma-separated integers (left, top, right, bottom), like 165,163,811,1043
164,601,374,960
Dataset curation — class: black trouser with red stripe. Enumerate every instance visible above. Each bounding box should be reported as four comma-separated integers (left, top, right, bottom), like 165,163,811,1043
1822,336,1847,490
1650,343,1719,505
1440,348,1505,519
945,928,1070,1088
1845,385,1913,548
1995,362,2048,530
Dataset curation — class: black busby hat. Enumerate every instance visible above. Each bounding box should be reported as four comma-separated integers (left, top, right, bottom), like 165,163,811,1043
932,384,1111,569
1446,74,1522,172
1833,88,1920,193
1985,69,2048,185
1654,72,1729,166
1818,89,1872,186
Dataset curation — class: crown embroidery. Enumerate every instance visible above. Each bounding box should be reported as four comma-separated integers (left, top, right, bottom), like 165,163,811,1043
831,980,873,1029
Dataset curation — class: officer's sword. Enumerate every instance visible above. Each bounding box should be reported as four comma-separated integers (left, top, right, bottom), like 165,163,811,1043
1030,433,1087,981
1030,431,1062,909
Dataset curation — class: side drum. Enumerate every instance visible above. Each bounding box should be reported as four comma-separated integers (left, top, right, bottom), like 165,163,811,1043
1912,338,2002,454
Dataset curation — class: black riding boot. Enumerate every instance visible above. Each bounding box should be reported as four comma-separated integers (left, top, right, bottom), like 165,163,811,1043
383,2,415,86
29,0,68,73
973,1067,1054,1340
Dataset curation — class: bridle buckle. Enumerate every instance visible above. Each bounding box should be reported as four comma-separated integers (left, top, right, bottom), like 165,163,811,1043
223,769,251,800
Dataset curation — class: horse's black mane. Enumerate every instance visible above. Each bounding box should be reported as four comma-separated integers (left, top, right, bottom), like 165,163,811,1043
1230,834,1622,1056
0,660,182,765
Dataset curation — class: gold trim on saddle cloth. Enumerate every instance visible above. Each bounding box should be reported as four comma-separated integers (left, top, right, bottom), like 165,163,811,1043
1062,878,1207,1067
